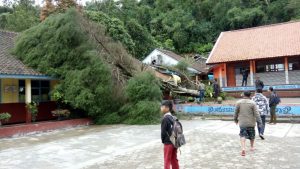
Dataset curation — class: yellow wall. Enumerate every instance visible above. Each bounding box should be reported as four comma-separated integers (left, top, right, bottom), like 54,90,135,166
1,78,19,103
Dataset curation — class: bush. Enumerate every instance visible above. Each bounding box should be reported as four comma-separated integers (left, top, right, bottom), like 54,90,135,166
220,92,227,100
97,112,122,124
205,85,214,98
0,112,12,122
125,72,161,103
123,101,161,125
122,72,162,124
26,102,38,122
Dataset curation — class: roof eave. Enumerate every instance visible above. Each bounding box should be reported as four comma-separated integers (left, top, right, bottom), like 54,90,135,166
206,32,224,65
0,74,57,80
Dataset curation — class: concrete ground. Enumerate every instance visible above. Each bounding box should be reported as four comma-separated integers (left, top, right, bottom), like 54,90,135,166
0,120,300,169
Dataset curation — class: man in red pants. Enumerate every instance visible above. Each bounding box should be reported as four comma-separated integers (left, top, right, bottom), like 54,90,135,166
161,101,179,169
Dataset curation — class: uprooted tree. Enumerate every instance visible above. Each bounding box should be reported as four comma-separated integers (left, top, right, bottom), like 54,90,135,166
13,9,160,124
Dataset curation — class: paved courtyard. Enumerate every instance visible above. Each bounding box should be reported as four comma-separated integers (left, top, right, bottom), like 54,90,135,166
0,120,300,169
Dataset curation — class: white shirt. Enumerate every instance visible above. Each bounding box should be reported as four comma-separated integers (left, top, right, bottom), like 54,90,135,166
164,112,172,117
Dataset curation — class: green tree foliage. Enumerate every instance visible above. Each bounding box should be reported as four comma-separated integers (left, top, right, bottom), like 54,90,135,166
13,9,119,122
125,72,161,103
0,12,9,29
175,60,189,73
84,0,300,55
4,0,39,32
85,10,136,57
125,19,158,59
85,10,157,59
122,72,162,124
0,6,12,14
13,9,161,125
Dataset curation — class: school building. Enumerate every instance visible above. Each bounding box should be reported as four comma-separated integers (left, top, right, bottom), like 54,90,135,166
0,30,58,124
207,21,300,97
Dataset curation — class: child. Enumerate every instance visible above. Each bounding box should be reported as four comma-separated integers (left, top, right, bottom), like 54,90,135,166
161,100,179,169
234,91,262,156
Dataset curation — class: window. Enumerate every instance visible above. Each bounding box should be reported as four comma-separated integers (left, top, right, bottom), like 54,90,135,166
157,55,163,65
256,63,285,73
19,80,25,102
289,61,300,71
19,80,50,103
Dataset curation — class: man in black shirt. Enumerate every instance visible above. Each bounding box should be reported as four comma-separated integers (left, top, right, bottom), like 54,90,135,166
255,76,264,90
242,69,249,86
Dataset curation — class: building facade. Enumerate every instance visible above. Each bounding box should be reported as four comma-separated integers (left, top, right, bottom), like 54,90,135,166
207,21,300,96
0,30,57,124
143,49,208,81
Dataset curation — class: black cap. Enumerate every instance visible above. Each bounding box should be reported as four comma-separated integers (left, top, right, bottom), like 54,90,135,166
243,91,251,97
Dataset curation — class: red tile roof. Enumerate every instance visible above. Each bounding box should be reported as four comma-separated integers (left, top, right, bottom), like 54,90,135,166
206,21,300,64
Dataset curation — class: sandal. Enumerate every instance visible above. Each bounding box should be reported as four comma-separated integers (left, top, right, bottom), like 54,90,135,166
241,150,246,156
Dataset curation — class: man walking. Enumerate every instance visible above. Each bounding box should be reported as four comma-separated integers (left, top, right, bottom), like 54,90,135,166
242,69,249,86
269,87,280,124
252,89,270,140
161,101,179,169
234,91,262,156
198,80,205,102
255,76,264,90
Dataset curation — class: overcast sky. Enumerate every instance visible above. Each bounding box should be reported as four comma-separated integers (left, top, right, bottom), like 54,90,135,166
0,0,92,6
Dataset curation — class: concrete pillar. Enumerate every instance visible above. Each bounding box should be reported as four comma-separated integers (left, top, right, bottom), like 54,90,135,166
219,66,223,87
250,61,254,86
25,79,32,123
223,63,227,87
25,79,31,103
285,57,289,84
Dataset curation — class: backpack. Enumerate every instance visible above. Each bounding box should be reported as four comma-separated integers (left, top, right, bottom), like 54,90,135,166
273,93,281,105
167,115,186,148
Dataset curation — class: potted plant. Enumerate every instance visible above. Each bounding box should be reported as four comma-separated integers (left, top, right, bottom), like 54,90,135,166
51,109,71,121
26,102,38,122
0,112,12,126
51,91,71,121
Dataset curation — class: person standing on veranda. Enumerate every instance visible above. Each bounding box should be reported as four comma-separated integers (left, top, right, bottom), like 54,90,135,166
242,69,249,86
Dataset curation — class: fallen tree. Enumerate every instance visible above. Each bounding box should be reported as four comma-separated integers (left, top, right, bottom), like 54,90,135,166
13,9,153,124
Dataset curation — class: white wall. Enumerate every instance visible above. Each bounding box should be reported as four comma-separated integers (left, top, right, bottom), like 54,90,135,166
142,49,179,66
143,49,199,74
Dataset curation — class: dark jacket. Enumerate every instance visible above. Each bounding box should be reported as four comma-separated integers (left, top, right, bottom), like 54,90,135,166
269,92,279,107
255,80,264,90
242,70,248,79
161,114,173,144
213,82,220,97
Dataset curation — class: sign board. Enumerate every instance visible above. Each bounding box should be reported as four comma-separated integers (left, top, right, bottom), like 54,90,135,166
4,85,17,93
176,104,300,116
222,84,300,92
